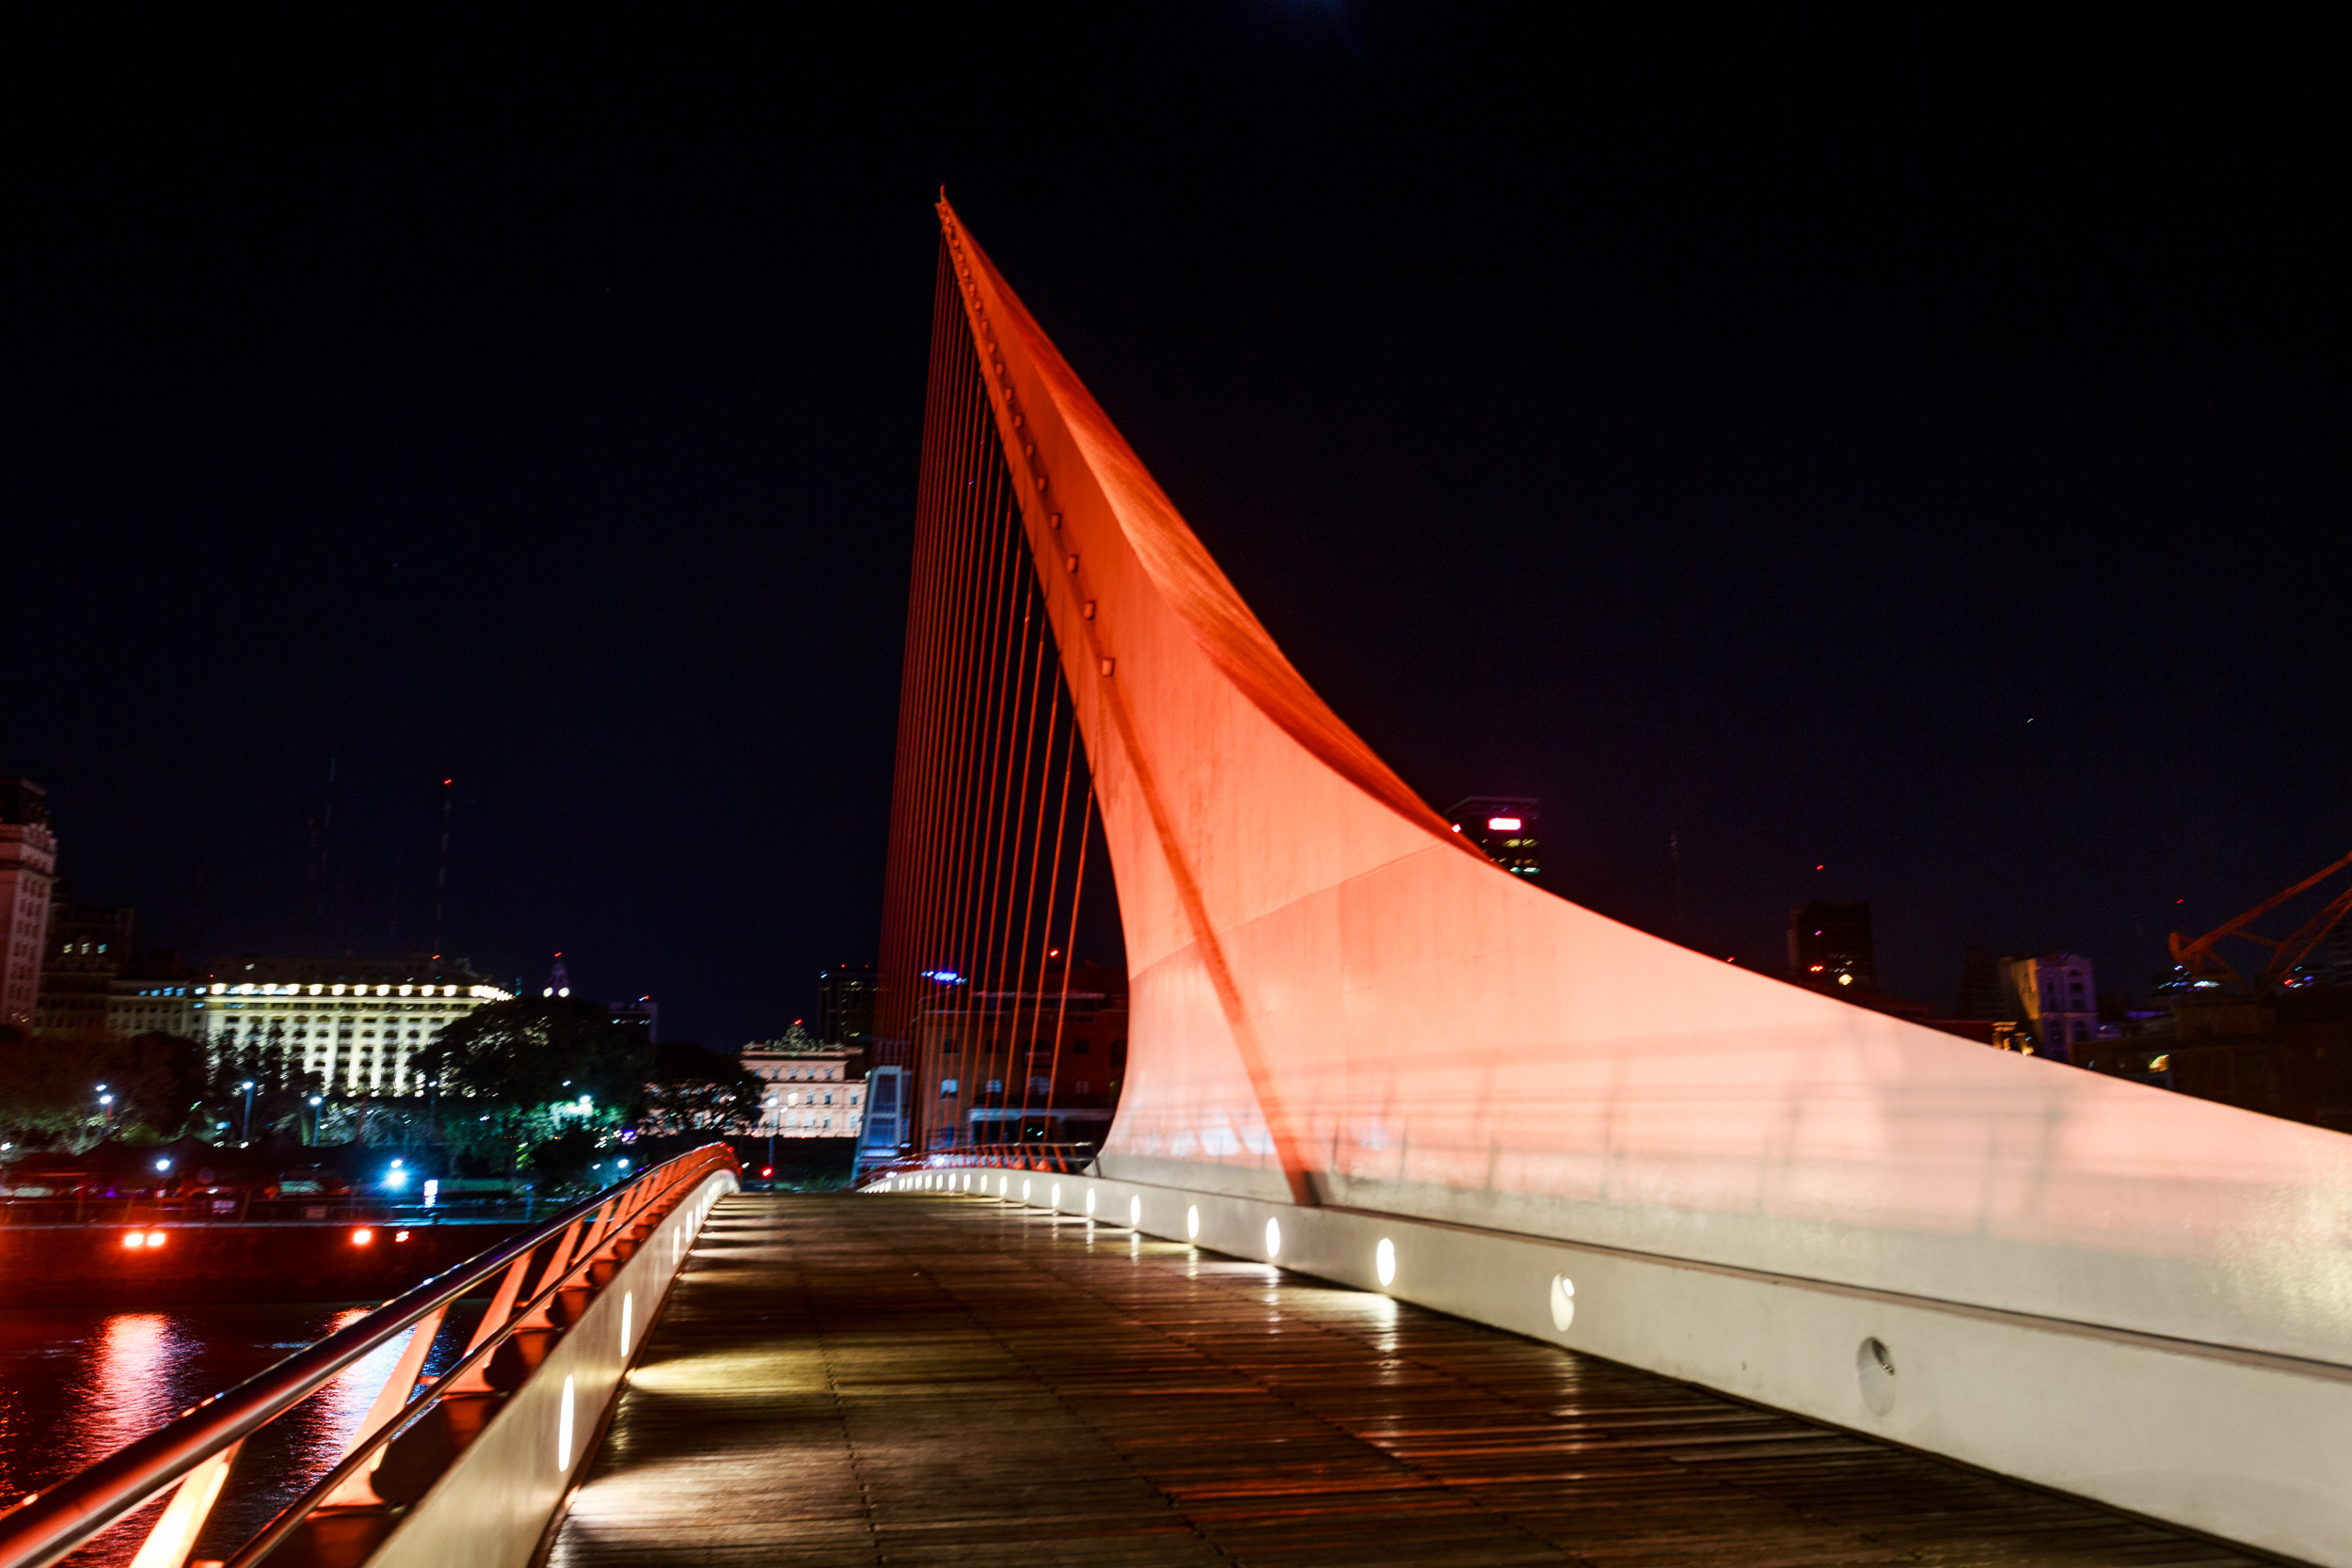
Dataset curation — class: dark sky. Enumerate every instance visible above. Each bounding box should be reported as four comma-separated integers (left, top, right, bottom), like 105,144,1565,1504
3,8,2343,1044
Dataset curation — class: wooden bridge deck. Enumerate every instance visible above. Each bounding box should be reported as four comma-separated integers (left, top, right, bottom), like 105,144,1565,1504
549,1193,2265,1568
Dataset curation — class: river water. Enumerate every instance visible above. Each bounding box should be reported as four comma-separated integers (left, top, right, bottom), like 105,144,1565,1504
0,1303,469,1566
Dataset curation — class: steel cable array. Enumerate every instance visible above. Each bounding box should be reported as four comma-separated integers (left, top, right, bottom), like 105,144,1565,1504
874,235,1104,1161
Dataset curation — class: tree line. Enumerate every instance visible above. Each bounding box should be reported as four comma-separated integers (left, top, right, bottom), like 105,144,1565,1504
0,997,764,1192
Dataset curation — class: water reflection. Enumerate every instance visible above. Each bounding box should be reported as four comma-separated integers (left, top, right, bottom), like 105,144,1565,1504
0,1305,460,1568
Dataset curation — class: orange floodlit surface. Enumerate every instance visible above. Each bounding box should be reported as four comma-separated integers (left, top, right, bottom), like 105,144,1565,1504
933,200,2352,1368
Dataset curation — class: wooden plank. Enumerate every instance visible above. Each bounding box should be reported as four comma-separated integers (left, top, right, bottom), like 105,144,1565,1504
548,1196,2269,1568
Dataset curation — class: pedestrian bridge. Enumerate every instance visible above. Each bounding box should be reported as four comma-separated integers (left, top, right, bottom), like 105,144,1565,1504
556,1189,2268,1568
6,200,2348,1567
866,200,2352,1561
0,1151,2329,1568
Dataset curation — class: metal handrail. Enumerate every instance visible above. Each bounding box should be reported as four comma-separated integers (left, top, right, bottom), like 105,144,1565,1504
0,1143,737,1568
856,1142,1100,1184
215,1147,723,1568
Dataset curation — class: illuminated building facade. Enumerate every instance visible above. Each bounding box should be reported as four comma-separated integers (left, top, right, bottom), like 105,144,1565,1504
2001,950,2112,1060
192,956,513,1097
818,962,877,1048
743,1032,865,1138
609,996,659,1043
35,898,135,1037
917,961,1128,1148
1787,898,1878,990
31,899,207,1042
105,957,204,1039
1445,797,1540,878
0,777,57,1028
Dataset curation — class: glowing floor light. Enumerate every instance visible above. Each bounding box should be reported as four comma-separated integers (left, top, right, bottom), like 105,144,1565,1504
1375,1237,1397,1288
1264,1217,1282,1259
1186,1205,1200,1240
1129,1195,1142,1227
1549,1274,1577,1331
557,1374,577,1468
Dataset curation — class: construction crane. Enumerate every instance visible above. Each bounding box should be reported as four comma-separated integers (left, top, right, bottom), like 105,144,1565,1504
2169,848,2352,994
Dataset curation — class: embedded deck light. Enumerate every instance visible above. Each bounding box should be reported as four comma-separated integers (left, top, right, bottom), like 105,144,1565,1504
1549,1274,1576,1331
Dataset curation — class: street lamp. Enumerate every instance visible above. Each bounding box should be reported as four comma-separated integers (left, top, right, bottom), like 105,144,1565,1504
764,1094,780,1189
307,1095,324,1146
240,1080,256,1146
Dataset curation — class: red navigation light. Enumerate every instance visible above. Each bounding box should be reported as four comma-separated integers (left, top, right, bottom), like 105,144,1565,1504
1487,816,1520,832
121,1231,146,1250
394,1230,411,1242
351,1227,374,1246
1809,964,1825,973
145,1230,167,1247
761,1166,774,1179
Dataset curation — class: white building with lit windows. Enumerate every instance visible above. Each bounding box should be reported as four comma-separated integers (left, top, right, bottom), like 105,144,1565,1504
742,1029,864,1138
192,956,513,1098
2000,950,2117,1061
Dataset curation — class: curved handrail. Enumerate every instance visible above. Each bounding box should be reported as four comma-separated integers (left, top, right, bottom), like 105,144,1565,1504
217,1146,724,1568
0,1143,737,1568
856,1143,1100,1185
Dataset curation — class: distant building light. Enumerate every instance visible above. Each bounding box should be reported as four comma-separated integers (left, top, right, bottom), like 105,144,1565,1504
1486,816,1522,832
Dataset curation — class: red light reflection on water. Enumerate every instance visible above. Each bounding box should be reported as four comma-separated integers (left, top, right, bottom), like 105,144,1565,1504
0,1306,425,1568
80,1315,185,1477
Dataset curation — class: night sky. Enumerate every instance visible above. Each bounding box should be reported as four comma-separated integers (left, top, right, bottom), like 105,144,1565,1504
4,9,2343,1046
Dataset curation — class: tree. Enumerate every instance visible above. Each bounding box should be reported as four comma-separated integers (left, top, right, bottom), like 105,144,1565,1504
198,1041,322,1146
639,1040,764,1133
0,1028,208,1148
419,997,651,1180
421,996,653,1111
